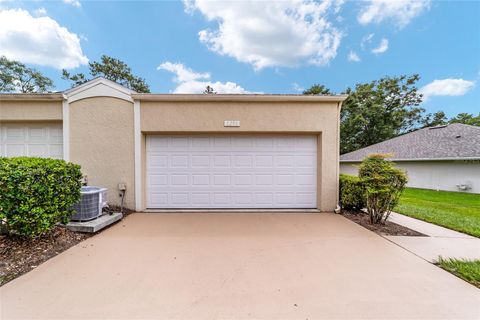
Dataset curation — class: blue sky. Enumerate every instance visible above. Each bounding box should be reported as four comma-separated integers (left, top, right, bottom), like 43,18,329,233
0,0,478,116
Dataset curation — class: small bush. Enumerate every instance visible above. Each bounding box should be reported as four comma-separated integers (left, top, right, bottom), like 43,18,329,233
339,174,365,210
0,157,82,237
358,154,407,224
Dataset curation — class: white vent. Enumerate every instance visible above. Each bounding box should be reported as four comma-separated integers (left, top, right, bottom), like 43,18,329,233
456,182,472,191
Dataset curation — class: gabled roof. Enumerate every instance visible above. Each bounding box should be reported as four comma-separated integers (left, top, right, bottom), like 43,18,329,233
340,123,480,162
64,77,135,103
0,77,135,102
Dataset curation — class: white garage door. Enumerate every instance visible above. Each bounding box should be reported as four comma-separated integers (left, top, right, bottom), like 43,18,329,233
146,135,317,209
0,123,63,159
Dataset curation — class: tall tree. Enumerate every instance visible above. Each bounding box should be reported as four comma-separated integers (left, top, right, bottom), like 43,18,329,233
339,75,424,154
420,111,448,128
448,112,480,126
0,56,54,93
303,84,331,95
62,55,150,93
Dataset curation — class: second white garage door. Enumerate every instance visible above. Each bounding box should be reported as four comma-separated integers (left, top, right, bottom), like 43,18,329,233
146,135,317,209
0,123,63,159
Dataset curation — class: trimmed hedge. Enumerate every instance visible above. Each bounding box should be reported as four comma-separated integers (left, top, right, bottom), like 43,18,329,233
0,157,82,237
339,173,365,210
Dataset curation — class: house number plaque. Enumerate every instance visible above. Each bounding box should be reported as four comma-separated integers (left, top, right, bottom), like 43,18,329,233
224,120,240,127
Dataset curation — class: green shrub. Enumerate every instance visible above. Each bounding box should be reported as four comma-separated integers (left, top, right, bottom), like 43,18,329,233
359,154,408,224
0,157,82,237
339,174,365,210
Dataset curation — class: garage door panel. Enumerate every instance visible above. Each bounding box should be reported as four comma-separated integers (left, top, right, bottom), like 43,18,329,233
255,137,274,148
275,192,295,205
5,144,26,156
150,192,168,206
214,193,231,205
296,154,316,167
146,135,317,208
256,174,273,185
171,192,189,205
28,128,47,141
149,155,168,169
256,193,273,205
150,174,168,186
28,144,48,157
50,144,63,158
192,174,209,185
192,193,210,205
171,137,189,147
191,155,210,167
297,193,316,205
50,127,63,140
4,128,26,143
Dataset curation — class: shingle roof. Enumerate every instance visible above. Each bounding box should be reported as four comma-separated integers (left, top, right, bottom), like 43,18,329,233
340,123,480,162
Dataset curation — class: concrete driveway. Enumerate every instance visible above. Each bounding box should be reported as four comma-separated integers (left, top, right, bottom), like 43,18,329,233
1,213,479,319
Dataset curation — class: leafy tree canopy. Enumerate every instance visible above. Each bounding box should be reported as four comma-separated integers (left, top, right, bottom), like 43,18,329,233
302,84,331,95
203,85,216,94
304,76,479,155
421,111,480,127
339,74,424,154
0,56,54,93
449,112,480,126
420,111,448,128
62,55,150,93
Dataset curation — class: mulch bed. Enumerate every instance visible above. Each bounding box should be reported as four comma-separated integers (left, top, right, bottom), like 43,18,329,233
342,210,427,237
0,226,91,286
0,205,135,287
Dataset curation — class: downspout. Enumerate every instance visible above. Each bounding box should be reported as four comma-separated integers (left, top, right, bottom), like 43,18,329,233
334,100,343,213
134,99,142,211
61,94,70,162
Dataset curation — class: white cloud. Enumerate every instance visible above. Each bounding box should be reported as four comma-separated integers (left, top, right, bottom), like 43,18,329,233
158,62,210,83
360,33,374,50
158,61,254,94
347,50,361,62
292,82,304,92
358,0,430,28
420,78,475,100
0,9,88,69
63,0,81,7
174,80,252,94
371,38,389,54
184,0,343,70
34,7,47,16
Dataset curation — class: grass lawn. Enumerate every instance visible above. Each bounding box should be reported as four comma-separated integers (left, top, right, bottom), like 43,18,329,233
394,188,480,237
437,258,480,288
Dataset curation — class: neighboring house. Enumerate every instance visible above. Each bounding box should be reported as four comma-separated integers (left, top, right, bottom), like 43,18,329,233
0,78,347,211
340,124,480,193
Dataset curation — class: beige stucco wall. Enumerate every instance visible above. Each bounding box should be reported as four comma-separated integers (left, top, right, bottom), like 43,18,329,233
0,100,62,121
340,163,360,176
141,101,341,211
70,97,135,208
340,161,480,194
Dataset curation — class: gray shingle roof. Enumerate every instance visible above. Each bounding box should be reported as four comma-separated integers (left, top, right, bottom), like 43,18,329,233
340,123,480,162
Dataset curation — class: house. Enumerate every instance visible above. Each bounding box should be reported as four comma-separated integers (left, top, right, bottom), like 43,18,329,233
340,124,480,193
0,78,347,211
